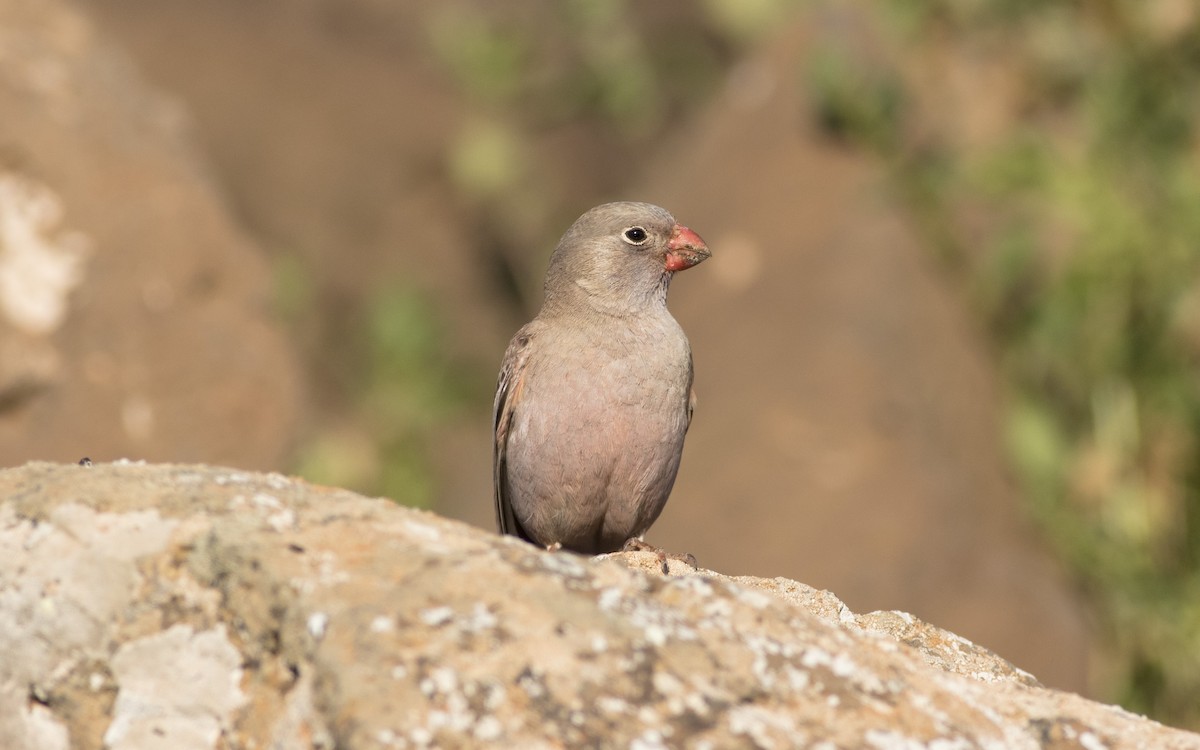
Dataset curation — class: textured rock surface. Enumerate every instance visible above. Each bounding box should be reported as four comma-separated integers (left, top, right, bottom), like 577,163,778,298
0,462,1194,749
0,0,301,469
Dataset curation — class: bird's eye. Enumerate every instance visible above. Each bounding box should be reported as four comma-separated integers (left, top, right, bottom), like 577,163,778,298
623,227,648,245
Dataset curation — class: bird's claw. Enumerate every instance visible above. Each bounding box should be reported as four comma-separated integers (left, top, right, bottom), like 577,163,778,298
620,538,698,575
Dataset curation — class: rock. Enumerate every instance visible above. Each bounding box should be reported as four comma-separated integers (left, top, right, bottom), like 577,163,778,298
0,0,301,470
0,461,1194,749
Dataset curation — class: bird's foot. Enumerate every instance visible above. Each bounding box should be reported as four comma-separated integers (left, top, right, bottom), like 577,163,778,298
620,538,698,575
545,542,563,552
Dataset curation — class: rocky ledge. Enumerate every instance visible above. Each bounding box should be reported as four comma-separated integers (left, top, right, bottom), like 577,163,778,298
0,461,1194,749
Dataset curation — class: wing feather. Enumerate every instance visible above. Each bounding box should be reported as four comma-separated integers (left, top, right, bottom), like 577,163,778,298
685,351,696,433
493,325,536,541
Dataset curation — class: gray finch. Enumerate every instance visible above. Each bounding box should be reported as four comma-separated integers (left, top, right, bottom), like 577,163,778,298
493,202,710,553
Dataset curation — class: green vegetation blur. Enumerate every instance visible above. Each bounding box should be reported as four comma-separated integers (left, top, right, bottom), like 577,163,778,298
813,0,1200,728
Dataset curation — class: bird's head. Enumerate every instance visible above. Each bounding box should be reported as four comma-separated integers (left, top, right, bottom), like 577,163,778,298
543,201,710,315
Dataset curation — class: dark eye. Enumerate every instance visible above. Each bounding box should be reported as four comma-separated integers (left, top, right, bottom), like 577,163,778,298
623,227,648,244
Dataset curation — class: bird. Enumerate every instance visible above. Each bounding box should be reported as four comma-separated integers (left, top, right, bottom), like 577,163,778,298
493,201,710,555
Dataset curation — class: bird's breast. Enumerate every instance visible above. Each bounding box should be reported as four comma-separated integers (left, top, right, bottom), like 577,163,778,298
521,321,692,448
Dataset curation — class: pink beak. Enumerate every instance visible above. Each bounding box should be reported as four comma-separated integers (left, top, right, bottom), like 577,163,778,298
664,224,711,272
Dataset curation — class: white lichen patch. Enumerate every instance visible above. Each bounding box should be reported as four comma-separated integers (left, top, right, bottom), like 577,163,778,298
598,587,624,611
636,705,664,730
482,681,506,711
250,492,282,509
263,472,293,490
745,635,795,691
700,595,735,625
784,665,811,692
48,503,178,562
371,615,395,633
404,667,515,746
264,508,296,532
229,492,297,532
652,670,684,696
212,471,254,486
804,646,892,698
0,503,181,693
733,587,773,610
401,519,443,543
728,704,801,749
463,602,499,632
596,586,698,646
421,667,459,697
375,727,400,746
3,696,71,750
630,728,669,750
597,696,630,715
672,575,716,598
474,715,503,741
908,692,952,733
306,612,329,640
644,623,669,647
103,624,246,750
864,729,981,750
419,606,456,628
800,646,831,670
1079,731,1109,750
517,668,547,699
830,652,862,679
653,670,712,720
290,550,350,592
0,172,89,335
536,550,588,578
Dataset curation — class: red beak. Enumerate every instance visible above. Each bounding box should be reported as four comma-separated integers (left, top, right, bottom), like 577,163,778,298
664,224,711,272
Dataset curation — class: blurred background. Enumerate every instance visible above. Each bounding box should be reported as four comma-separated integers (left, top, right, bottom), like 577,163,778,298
2,0,1199,729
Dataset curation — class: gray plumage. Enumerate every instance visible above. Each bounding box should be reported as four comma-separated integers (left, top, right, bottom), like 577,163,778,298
493,201,710,553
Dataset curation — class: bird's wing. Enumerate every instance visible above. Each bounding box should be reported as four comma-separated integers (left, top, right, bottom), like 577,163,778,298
493,324,536,541
686,352,697,433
